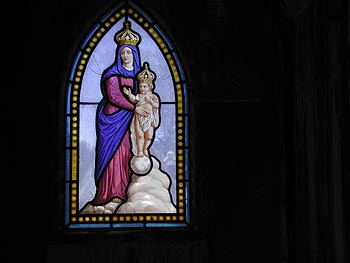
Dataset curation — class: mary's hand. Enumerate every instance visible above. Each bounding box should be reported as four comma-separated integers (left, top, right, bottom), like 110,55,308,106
135,106,150,117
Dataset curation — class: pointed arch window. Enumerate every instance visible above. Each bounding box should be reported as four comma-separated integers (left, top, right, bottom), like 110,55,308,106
64,1,190,231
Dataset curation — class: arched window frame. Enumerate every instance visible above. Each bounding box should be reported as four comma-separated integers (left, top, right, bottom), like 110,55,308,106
64,0,191,231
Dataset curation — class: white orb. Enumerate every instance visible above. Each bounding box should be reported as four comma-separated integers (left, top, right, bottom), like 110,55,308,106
130,156,152,175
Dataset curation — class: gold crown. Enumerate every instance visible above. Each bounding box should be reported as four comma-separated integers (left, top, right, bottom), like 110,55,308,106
114,21,140,46
137,62,156,83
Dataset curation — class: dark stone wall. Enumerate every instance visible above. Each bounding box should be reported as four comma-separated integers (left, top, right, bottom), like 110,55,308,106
282,0,350,262
8,0,348,263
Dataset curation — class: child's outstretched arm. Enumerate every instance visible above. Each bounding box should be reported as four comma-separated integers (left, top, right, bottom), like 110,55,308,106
122,86,137,103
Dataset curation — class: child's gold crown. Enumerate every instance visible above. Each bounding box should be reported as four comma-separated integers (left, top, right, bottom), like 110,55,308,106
137,62,156,83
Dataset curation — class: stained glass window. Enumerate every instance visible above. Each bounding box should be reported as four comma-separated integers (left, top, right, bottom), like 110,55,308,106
65,1,190,230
